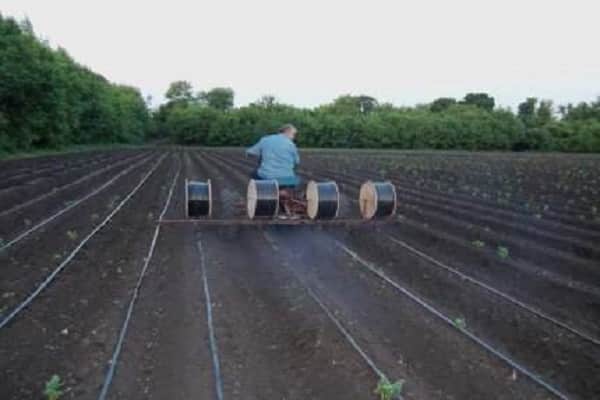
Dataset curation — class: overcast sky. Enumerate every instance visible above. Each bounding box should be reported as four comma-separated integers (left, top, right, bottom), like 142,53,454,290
2,0,599,109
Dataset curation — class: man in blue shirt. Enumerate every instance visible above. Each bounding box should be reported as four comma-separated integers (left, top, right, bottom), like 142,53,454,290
246,124,300,188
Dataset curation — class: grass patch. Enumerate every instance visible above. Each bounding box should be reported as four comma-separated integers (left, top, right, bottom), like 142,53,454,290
375,376,404,400
453,317,467,330
44,375,63,400
497,246,510,259
472,240,485,248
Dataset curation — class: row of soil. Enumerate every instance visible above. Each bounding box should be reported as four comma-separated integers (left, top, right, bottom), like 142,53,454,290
0,151,154,241
108,149,375,399
213,149,600,244
0,150,137,191
0,150,115,181
0,150,150,212
299,151,600,216
0,150,178,400
337,226,600,399
0,152,162,322
205,147,600,398
197,149,558,399
0,149,140,180
299,153,600,237
211,152,600,289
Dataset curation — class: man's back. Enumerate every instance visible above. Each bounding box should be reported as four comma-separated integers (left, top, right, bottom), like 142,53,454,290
247,133,299,179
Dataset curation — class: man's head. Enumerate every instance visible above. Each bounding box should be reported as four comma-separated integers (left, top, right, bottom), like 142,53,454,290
279,124,297,141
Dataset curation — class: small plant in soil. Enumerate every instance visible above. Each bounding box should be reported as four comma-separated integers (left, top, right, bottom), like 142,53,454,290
44,375,63,400
375,376,404,400
472,240,485,248
497,246,509,259
453,317,467,330
66,230,78,241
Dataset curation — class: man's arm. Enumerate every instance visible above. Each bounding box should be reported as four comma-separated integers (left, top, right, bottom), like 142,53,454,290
246,138,263,157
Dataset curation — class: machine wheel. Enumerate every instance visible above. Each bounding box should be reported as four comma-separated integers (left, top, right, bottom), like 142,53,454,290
186,179,212,218
247,179,279,219
306,180,339,220
359,181,396,219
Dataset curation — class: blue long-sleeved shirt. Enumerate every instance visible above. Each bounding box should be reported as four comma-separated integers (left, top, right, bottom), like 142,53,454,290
246,133,300,185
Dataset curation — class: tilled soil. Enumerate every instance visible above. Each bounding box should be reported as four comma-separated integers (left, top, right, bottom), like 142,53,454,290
1,147,599,400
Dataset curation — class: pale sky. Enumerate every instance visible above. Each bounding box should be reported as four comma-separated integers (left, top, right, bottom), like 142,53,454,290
1,0,599,109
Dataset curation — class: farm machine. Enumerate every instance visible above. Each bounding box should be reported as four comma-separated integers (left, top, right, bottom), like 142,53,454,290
185,178,397,222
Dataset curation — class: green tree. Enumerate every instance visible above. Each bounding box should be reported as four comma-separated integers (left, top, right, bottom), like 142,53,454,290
165,80,193,103
430,97,457,112
198,87,234,110
462,93,495,111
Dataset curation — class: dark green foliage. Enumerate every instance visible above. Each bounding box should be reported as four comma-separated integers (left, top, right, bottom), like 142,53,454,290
430,97,457,112
3,13,599,154
462,92,496,111
0,14,149,154
157,84,600,152
198,87,235,110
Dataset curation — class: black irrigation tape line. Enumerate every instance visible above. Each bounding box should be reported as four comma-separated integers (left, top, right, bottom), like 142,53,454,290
336,242,570,400
0,153,155,252
196,239,225,400
262,231,404,399
0,151,151,218
0,154,167,331
97,161,180,400
385,234,600,347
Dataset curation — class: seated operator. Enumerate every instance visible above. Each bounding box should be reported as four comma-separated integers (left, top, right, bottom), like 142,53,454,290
245,123,300,189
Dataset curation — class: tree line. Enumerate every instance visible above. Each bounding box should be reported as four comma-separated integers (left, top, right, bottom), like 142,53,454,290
155,81,600,152
0,14,149,155
1,14,598,155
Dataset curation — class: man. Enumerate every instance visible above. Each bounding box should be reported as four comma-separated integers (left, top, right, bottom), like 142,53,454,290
246,124,300,188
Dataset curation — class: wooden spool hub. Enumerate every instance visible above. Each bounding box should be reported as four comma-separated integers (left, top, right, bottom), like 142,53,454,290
306,180,340,220
247,179,279,219
186,179,212,218
359,181,397,219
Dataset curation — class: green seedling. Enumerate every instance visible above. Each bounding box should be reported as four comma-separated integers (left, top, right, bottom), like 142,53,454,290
66,230,78,241
453,317,467,330
375,376,404,400
497,246,509,259
44,375,63,400
472,240,485,248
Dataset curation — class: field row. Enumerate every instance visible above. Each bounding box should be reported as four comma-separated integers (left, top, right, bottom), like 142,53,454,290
0,148,598,399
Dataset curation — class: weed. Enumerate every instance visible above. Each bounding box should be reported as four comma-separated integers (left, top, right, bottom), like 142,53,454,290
0,238,4,247
534,213,542,219
453,317,467,330
66,230,78,241
472,240,485,248
91,213,100,220
497,246,509,259
375,376,404,400
44,375,63,400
